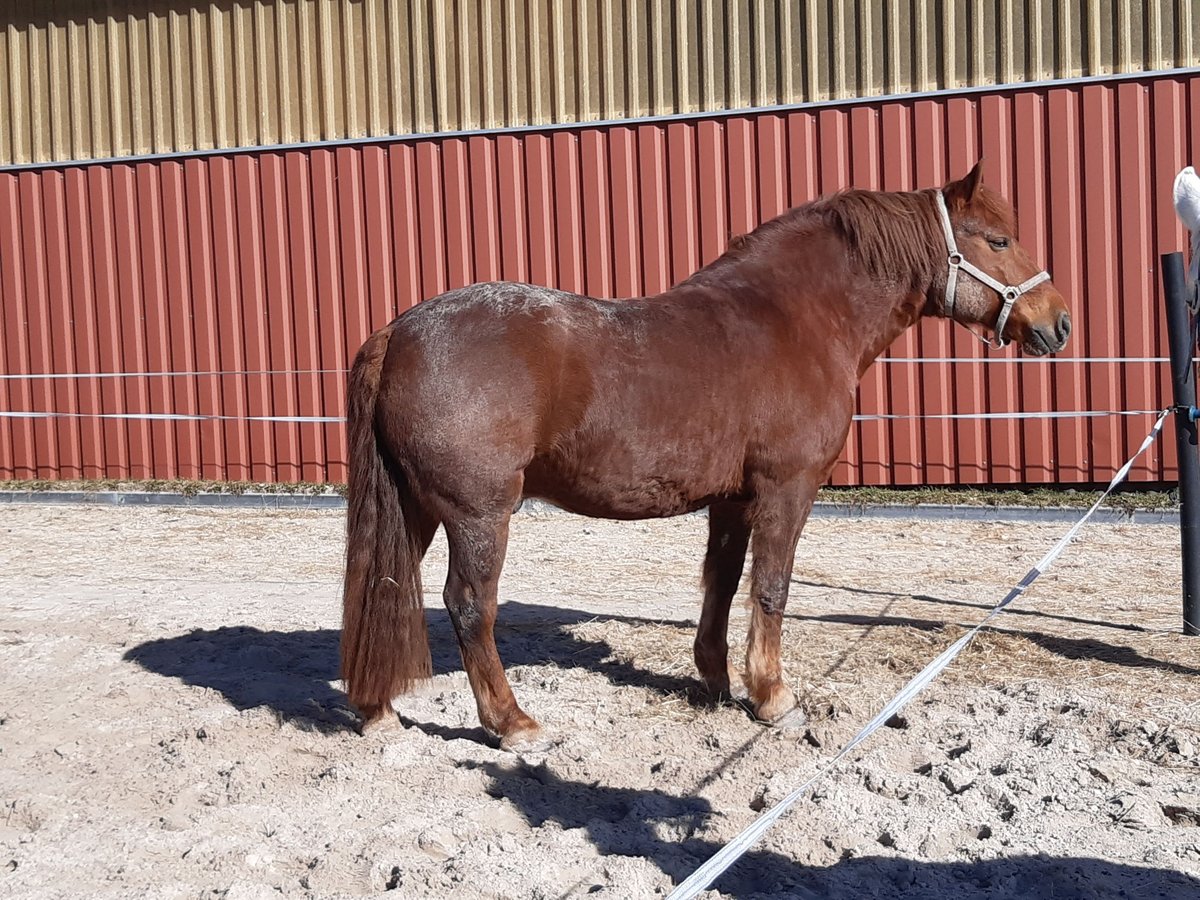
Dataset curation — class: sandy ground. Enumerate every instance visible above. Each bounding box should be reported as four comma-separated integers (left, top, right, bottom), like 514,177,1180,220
1,502,1199,899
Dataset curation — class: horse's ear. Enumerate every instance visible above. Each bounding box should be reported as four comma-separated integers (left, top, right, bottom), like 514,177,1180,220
945,159,985,207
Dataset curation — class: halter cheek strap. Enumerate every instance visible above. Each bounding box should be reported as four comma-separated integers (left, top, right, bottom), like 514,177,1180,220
935,191,1051,348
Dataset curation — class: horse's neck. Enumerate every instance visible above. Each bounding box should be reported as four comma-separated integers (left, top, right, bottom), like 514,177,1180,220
767,259,930,380
680,223,934,379
852,289,929,378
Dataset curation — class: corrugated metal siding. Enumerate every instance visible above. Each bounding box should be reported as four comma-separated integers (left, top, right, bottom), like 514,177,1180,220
2,0,1199,166
0,72,1196,485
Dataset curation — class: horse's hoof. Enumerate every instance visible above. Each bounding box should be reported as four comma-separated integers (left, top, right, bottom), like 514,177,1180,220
766,707,808,731
505,735,556,756
701,667,749,703
752,684,800,725
726,671,749,702
700,677,730,701
357,710,401,735
499,723,553,754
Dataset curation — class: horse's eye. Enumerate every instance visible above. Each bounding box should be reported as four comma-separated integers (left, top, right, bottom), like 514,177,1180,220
988,237,1010,251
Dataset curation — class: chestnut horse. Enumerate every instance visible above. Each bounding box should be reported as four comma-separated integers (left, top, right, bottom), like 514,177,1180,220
340,161,1071,749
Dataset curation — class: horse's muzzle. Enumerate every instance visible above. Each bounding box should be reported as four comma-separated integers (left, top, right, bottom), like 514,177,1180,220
1028,311,1071,355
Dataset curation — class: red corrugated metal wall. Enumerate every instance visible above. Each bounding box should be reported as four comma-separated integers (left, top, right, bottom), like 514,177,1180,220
2,73,1198,486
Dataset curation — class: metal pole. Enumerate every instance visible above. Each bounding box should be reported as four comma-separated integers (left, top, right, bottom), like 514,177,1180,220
1161,251,1200,635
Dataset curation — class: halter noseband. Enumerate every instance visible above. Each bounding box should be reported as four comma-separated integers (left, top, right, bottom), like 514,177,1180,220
935,191,1051,348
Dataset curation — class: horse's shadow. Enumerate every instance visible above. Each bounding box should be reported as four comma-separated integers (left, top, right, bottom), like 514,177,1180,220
468,759,1200,899
122,612,1200,897
124,586,1200,735
122,601,700,733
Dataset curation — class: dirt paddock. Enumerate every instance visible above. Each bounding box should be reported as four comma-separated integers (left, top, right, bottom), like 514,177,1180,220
1,502,1199,899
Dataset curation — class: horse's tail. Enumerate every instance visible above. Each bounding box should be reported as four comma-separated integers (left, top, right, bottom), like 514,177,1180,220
340,324,431,720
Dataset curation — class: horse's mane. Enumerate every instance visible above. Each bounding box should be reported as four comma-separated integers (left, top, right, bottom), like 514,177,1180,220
809,189,945,289
705,184,1017,292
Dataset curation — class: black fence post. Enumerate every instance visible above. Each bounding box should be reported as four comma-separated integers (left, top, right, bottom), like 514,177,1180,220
1161,251,1200,636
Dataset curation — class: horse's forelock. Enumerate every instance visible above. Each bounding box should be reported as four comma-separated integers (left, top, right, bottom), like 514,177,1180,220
965,185,1018,235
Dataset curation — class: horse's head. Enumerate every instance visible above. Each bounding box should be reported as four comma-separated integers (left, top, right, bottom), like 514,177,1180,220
937,160,1071,355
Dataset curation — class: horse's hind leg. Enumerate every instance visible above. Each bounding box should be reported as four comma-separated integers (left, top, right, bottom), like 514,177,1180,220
442,511,543,750
694,501,750,699
356,509,440,730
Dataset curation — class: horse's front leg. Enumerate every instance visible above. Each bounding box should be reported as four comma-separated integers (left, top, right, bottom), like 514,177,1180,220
744,481,816,724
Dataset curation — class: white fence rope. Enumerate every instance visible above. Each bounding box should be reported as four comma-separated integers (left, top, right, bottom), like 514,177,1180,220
0,369,349,379
0,411,345,423
0,409,1168,424
0,361,1173,425
875,357,1177,364
0,357,1190,381
665,408,1172,900
852,409,1163,421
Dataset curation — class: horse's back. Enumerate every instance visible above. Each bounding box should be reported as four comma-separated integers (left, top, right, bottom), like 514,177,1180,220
368,283,613,494
379,281,613,404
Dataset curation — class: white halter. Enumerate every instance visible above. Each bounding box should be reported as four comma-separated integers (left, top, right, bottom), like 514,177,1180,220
935,190,1051,348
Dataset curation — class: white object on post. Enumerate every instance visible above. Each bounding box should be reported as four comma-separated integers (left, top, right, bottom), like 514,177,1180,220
1172,165,1200,310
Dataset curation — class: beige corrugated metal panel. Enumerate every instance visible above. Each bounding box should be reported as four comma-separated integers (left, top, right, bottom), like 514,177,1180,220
3,0,1200,166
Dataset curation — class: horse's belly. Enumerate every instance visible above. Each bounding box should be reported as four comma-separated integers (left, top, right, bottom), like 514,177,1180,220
522,451,739,520
523,479,714,519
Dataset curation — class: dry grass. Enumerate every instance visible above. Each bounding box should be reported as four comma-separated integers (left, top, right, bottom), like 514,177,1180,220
0,477,346,497
819,485,1179,512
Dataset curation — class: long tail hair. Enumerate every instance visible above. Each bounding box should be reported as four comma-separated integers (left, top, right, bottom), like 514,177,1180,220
340,325,432,714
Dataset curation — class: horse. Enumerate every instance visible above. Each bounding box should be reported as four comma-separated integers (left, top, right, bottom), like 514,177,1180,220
339,160,1071,750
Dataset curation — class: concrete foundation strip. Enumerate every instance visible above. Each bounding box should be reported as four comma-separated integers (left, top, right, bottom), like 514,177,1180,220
665,409,1172,900
0,491,1179,526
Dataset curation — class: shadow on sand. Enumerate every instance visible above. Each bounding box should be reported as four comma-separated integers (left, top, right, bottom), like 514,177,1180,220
468,759,1196,899
124,588,1200,734
122,601,700,732
123,603,1199,897
456,763,1190,900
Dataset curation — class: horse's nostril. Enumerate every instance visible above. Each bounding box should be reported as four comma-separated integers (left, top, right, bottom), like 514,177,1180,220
1057,312,1072,342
